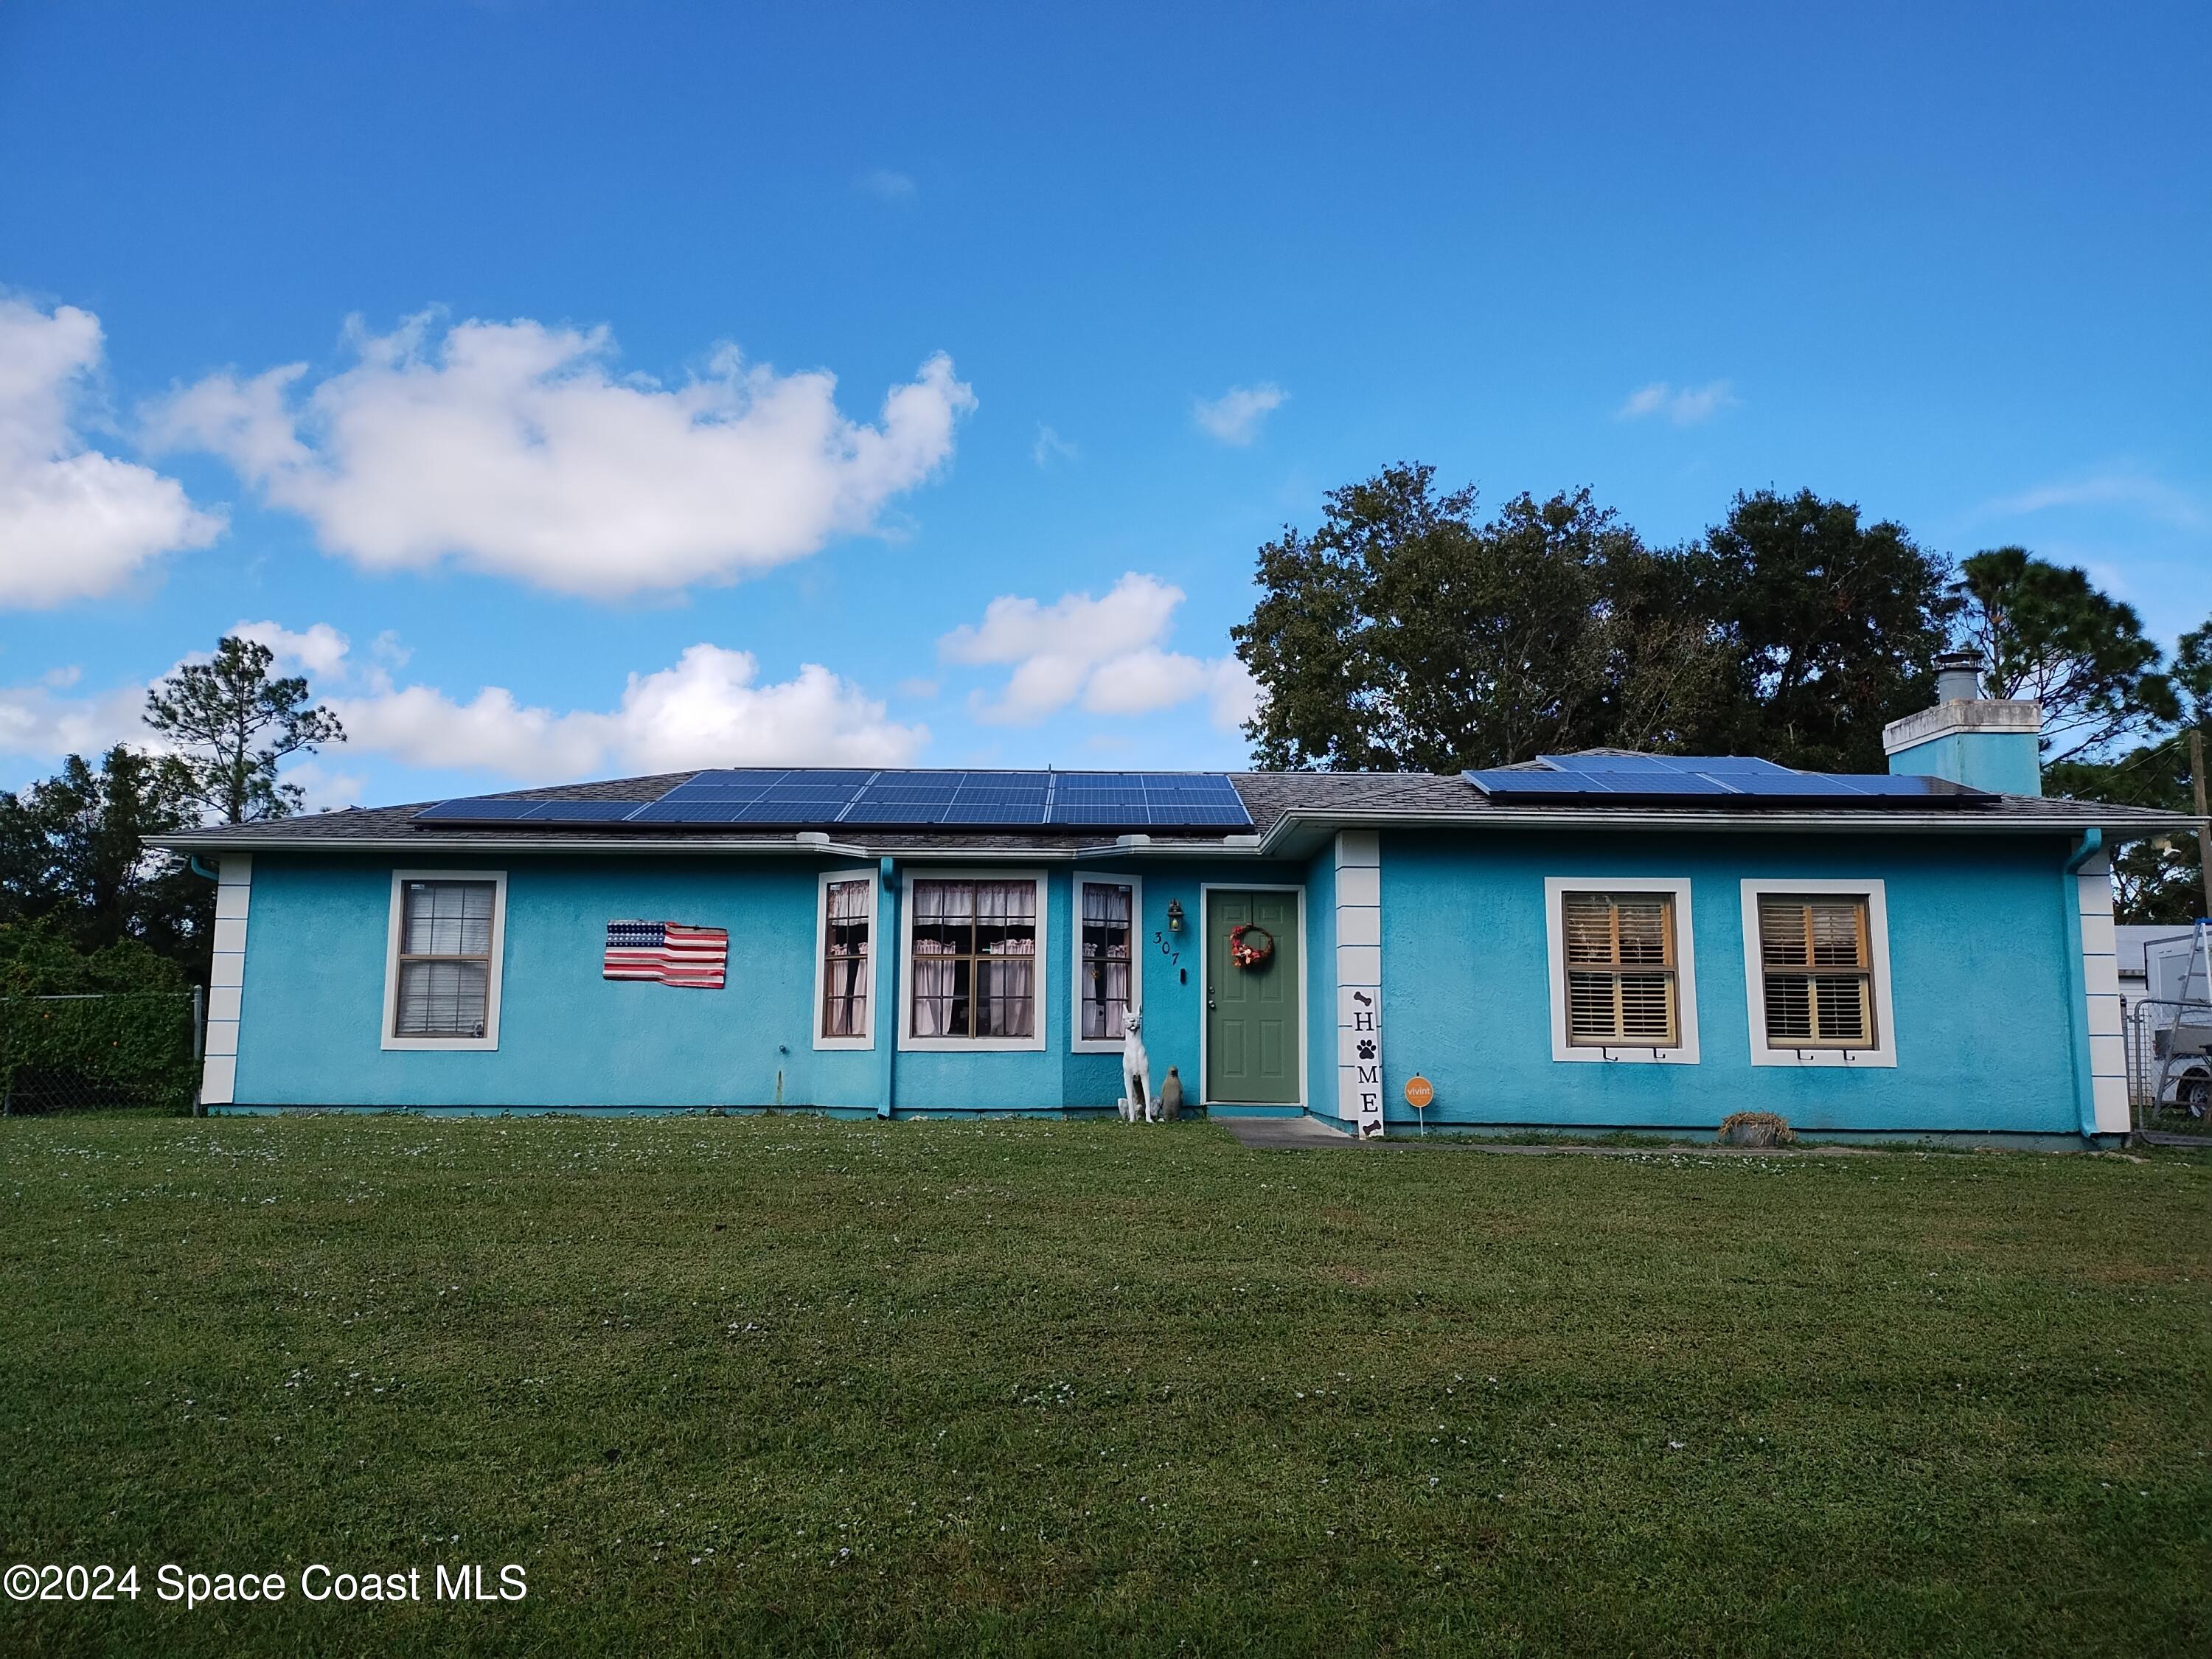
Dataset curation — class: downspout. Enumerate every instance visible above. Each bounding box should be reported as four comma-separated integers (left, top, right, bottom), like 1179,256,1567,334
2062,830,2104,1141
876,857,898,1119
189,856,220,883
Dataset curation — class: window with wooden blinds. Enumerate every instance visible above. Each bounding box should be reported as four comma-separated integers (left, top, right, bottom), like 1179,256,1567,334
1560,891,1680,1046
1757,894,1874,1047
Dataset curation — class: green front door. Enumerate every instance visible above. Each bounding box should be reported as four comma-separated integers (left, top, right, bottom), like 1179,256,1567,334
1206,888,1302,1104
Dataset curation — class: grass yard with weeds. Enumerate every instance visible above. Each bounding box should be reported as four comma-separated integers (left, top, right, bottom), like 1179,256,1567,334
2,1114,2208,1656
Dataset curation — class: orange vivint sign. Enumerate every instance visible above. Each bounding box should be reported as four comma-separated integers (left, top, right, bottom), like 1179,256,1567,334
1404,1076,1434,1110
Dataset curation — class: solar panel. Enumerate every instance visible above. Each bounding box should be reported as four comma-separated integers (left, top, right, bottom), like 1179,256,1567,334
521,800,650,821
1466,757,1992,807
411,769,1253,831
412,798,546,821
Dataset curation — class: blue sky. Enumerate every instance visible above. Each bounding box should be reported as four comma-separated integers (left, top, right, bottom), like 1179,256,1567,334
3,1,2206,807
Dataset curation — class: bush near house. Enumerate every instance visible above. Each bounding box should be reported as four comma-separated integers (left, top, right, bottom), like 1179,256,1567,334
1,1116,2205,1656
0,924,199,1114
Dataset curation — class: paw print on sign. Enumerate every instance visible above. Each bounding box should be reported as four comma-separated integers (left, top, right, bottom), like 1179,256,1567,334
1356,1038,1376,1060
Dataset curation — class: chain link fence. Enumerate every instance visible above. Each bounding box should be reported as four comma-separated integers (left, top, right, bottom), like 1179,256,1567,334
2124,996,2212,1144
0,990,203,1116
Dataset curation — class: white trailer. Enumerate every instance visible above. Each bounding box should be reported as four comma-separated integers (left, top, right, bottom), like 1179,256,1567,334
2141,921,2211,1118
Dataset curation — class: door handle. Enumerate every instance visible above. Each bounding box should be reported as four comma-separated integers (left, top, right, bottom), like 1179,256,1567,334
1207,993,1216,1009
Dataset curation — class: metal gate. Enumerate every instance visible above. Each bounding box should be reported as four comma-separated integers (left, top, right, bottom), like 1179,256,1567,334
2123,997,2212,1144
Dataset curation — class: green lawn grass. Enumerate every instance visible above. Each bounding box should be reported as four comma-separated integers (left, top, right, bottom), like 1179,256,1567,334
2,1116,2207,1657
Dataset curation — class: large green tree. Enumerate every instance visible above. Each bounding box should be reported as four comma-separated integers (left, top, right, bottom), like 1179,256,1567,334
1231,466,1728,772
145,635,345,824
2048,612,2212,925
1953,547,2177,762
1697,490,1957,773
0,746,208,961
1233,470,1952,773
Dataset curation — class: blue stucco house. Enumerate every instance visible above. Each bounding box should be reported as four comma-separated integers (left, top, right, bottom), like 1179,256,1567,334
156,675,2190,1144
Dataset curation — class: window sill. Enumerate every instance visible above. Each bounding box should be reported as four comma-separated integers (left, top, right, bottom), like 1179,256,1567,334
1550,1045,1700,1065
897,1036,1047,1054
381,1034,501,1053
1748,1046,1896,1068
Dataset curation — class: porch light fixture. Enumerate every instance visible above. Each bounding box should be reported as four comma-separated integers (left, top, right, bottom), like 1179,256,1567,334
1166,900,1185,932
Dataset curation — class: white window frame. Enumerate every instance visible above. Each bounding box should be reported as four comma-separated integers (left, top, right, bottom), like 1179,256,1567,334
897,869,1049,1054
1543,876,1700,1065
1739,878,1897,1068
1070,871,1143,1053
813,868,879,1051
381,869,507,1053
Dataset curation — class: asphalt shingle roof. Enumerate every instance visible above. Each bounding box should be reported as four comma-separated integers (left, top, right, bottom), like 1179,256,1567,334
147,763,2198,854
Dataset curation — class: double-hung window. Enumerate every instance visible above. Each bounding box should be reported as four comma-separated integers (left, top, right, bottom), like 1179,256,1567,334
815,874,874,1048
1073,875,1137,1050
1757,895,1874,1047
1562,891,1679,1046
1543,877,1700,1062
1739,880,1896,1066
906,877,1045,1048
383,872,506,1051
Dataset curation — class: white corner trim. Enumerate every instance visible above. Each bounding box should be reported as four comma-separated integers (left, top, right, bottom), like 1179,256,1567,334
896,869,1049,1053
200,855,253,1105
1332,831,1383,1130
1069,870,1143,1054
2075,860,2129,1132
812,867,880,1051
1737,878,1897,1068
380,869,508,1053
1543,877,1702,1065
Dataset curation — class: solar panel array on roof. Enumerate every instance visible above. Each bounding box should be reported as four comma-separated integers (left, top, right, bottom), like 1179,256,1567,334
412,797,657,823
411,770,1253,831
1464,753,1992,807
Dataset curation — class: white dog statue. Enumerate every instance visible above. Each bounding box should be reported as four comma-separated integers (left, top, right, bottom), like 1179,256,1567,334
1119,1010,1155,1122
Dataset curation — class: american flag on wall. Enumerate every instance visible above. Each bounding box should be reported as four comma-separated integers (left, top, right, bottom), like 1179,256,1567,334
602,921,728,989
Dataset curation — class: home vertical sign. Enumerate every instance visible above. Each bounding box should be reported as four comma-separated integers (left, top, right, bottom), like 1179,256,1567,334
1334,831,1385,1135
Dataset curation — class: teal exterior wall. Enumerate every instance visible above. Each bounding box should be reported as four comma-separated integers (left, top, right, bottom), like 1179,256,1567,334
228,827,2093,1134
1888,729,2042,796
231,851,1302,1113
1374,828,2082,1134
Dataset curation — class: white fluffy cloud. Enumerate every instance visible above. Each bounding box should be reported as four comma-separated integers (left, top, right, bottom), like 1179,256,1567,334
288,634,927,781
939,572,1257,731
0,667,150,761
1616,379,1737,425
232,619,352,681
147,312,975,597
0,299,223,607
1192,382,1285,445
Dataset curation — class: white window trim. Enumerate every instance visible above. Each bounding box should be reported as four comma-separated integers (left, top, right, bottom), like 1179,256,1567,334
1543,876,1701,1065
1070,871,1143,1054
812,868,880,1051
897,869,1049,1054
1738,877,1897,1068
381,869,507,1053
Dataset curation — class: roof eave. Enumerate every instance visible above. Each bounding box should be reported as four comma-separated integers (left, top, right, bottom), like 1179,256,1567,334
1253,804,2198,856
145,831,1268,861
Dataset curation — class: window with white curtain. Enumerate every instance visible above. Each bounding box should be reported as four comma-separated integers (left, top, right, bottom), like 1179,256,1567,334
383,872,507,1051
909,877,1040,1042
1077,878,1134,1044
818,877,872,1042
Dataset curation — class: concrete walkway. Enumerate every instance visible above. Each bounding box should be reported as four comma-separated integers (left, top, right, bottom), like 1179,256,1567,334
1215,1114,1877,1156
